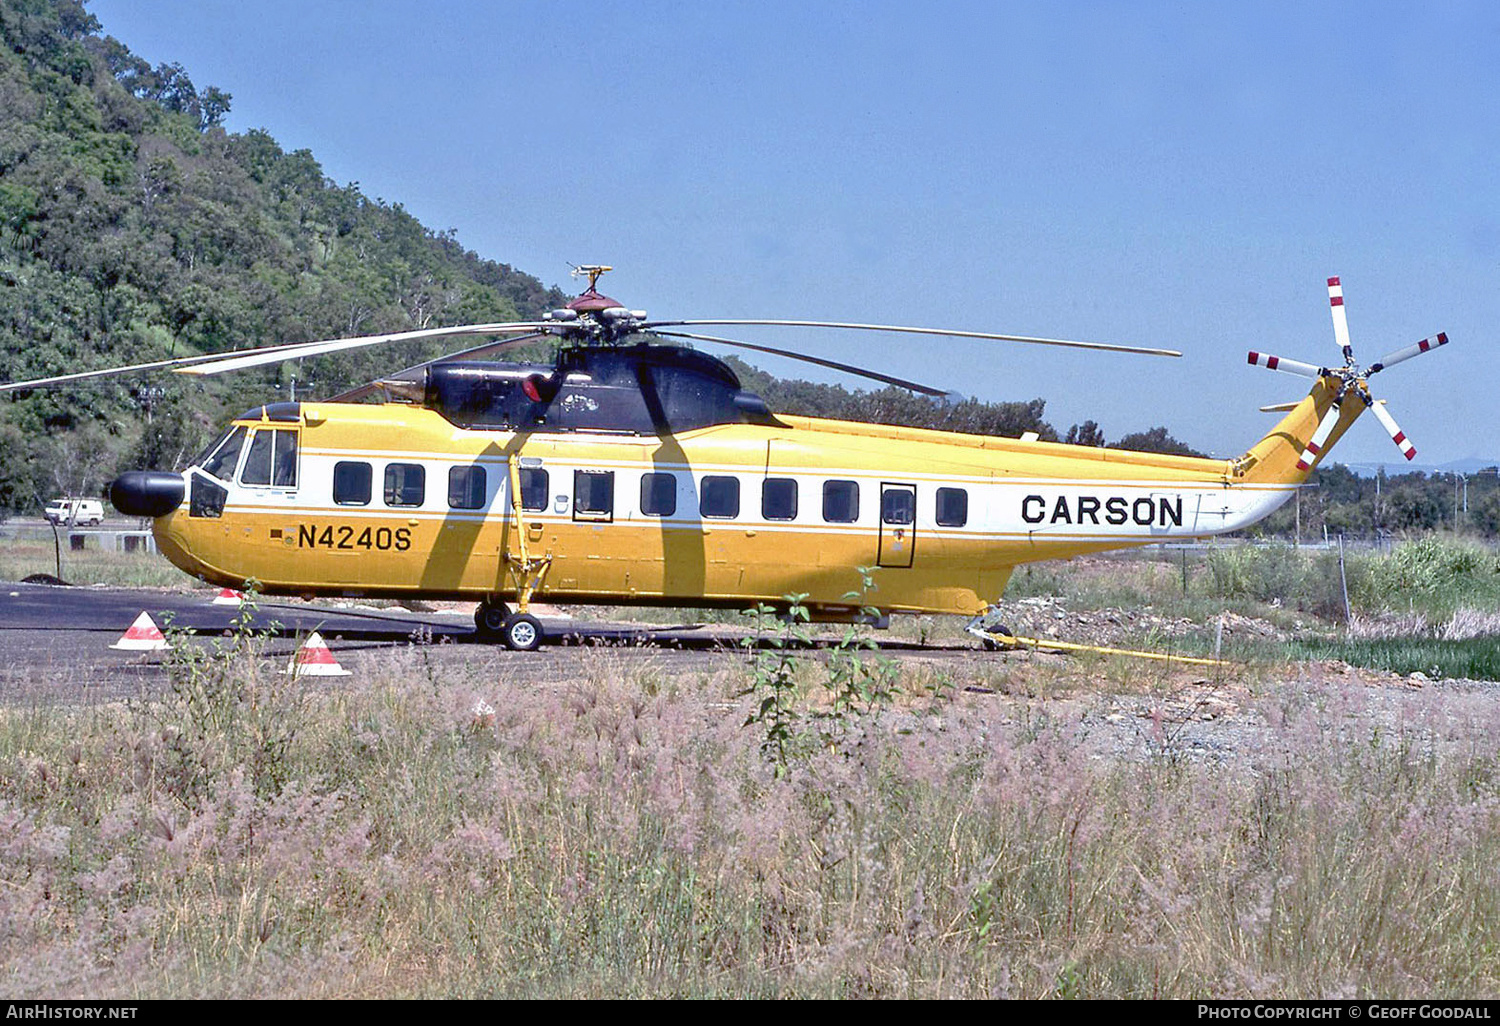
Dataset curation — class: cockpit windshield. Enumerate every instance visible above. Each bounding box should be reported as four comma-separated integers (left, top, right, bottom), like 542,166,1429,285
196,426,247,481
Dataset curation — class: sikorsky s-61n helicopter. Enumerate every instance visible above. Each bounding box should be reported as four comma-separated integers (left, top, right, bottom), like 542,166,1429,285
3,268,1448,650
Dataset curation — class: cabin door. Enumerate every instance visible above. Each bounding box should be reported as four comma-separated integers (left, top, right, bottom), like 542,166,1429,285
877,483,916,569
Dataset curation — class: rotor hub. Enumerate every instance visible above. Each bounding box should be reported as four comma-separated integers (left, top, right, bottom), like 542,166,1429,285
567,289,624,314
544,268,650,344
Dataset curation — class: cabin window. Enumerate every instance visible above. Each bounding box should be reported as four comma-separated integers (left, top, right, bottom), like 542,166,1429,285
449,465,487,510
640,472,676,517
762,478,798,521
573,469,614,521
936,487,968,527
199,426,246,481
333,462,372,506
700,475,740,519
519,467,548,512
240,429,299,488
384,463,426,507
822,480,859,523
881,487,915,525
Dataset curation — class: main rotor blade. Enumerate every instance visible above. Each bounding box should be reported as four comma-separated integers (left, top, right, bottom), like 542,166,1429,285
652,330,954,397
1366,332,1449,376
1327,276,1354,364
643,319,1181,358
1365,396,1417,461
1247,351,1325,379
0,321,556,393
174,321,554,377
0,350,239,392
326,332,550,403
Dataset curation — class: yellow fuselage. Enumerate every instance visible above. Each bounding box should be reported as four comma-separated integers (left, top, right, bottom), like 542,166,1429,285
153,380,1359,618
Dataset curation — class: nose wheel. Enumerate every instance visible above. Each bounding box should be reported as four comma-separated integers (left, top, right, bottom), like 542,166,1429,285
475,601,544,651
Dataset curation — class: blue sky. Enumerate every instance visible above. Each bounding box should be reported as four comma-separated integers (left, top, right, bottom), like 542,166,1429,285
84,0,1498,467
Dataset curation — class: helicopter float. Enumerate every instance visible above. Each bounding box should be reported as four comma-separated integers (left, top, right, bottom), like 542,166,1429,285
2,269,1449,650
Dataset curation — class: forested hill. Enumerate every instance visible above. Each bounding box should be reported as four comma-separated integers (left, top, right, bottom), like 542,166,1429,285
0,0,565,512
0,0,1206,520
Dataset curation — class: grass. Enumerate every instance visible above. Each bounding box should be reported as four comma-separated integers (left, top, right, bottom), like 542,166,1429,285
3,537,1500,994
1285,636,1500,681
3,628,1500,997
0,531,187,589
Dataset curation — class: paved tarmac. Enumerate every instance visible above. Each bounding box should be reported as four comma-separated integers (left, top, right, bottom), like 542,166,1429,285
0,580,979,704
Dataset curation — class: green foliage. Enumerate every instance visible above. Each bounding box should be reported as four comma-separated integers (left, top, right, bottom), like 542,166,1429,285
1286,635,1500,681
1256,465,1500,542
0,0,565,515
738,597,809,778
819,566,900,732
1369,536,1500,617
149,585,299,802
1207,542,1310,605
739,573,902,776
1065,419,1105,446
1110,425,1203,457
1377,536,1497,592
724,356,1059,440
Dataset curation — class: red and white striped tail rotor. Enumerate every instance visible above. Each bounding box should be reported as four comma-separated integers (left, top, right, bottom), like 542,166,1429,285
1368,399,1417,462
1255,276,1450,471
1247,351,1324,379
1327,276,1354,363
1296,402,1344,471
1367,333,1449,376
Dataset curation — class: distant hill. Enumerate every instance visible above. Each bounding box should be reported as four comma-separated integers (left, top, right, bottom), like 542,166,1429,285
1339,458,1500,478
0,0,564,512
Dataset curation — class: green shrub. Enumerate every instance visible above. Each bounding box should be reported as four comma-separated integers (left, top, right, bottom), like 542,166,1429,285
1369,537,1500,616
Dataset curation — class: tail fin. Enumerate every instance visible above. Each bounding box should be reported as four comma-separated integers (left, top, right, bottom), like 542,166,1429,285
1236,377,1365,486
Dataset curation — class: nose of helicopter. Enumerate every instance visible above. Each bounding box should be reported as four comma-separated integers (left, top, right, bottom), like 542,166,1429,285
109,471,185,518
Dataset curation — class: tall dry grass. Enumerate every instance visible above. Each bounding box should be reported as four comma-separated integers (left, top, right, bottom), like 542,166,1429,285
3,624,1500,997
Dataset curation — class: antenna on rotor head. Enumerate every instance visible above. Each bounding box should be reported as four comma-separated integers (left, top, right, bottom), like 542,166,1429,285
568,264,613,293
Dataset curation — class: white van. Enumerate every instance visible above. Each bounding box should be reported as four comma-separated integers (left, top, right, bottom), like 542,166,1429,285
43,497,104,526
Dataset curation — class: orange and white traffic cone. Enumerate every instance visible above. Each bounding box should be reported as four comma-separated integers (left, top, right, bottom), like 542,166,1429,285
212,588,245,606
283,631,351,677
110,611,171,651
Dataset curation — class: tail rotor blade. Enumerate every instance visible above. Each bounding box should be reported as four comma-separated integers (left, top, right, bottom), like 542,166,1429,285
1327,276,1354,364
1296,401,1344,471
1248,351,1325,379
1366,333,1449,376
1367,398,1417,461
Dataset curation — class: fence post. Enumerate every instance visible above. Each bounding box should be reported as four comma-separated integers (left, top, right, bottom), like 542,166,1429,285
1338,532,1352,625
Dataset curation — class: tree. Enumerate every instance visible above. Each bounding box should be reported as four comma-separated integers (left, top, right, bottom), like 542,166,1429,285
1386,484,1444,532
1065,420,1105,447
1111,426,1203,457
197,85,230,131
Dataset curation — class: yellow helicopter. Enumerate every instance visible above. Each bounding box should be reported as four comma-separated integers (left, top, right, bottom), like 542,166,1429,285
3,269,1448,650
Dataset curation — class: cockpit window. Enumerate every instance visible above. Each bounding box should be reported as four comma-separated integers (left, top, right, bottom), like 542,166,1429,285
199,426,247,481
240,429,299,488
272,431,298,487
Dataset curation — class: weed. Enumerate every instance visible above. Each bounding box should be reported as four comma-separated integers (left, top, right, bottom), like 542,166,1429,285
738,597,809,777
142,584,301,802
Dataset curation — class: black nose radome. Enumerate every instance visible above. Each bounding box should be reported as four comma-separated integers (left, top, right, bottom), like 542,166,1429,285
110,471,185,518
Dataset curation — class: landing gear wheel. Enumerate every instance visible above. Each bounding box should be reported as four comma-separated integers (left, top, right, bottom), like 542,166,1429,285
474,601,511,637
501,612,543,652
